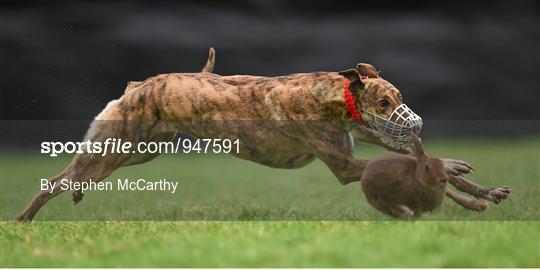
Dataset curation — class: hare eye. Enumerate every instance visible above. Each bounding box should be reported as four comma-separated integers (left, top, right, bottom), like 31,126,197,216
424,164,429,171
378,100,389,107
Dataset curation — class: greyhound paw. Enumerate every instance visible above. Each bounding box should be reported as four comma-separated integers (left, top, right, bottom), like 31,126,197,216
15,213,32,222
442,158,474,175
72,191,84,204
481,186,511,204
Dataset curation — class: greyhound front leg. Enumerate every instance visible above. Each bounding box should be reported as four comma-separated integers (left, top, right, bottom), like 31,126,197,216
326,158,369,185
438,154,509,204
448,175,510,204
442,158,475,175
301,129,368,185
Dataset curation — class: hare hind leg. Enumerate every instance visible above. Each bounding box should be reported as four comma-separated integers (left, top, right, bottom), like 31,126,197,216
445,189,488,212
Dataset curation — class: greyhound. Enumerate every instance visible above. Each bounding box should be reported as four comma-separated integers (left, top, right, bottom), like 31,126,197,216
16,48,509,221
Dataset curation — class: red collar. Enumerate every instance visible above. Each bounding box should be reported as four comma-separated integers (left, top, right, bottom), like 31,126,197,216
343,79,366,125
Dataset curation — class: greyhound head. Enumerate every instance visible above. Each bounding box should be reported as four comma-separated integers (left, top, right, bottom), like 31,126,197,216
339,63,422,150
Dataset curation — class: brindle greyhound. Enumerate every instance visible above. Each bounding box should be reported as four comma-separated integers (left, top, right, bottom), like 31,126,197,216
16,48,510,221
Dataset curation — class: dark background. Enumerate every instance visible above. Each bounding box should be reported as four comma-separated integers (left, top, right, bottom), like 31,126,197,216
1,0,538,138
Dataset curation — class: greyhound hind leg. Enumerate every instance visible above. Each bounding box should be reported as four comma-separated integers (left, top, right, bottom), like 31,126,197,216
15,172,67,222
16,151,122,222
16,120,174,222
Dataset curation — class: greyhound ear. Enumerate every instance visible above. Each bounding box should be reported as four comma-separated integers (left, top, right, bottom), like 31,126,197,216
338,68,364,92
357,63,379,78
410,134,425,159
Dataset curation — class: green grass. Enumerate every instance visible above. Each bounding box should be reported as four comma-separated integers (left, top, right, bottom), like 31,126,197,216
1,137,539,266
1,221,538,267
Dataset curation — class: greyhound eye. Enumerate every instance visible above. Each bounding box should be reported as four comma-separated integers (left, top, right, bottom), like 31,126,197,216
378,100,389,107
424,164,429,171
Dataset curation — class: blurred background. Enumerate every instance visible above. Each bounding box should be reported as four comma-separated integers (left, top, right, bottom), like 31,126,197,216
0,0,538,141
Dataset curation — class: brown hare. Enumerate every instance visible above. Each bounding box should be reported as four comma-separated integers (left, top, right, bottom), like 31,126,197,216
361,135,488,218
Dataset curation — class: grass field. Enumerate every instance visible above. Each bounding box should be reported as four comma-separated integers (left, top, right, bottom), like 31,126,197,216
1,137,539,266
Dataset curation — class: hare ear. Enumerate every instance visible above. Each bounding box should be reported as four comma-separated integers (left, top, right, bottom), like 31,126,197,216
357,63,379,78
338,68,364,93
410,134,425,159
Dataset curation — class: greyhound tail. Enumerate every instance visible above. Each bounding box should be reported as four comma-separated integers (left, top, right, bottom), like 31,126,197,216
123,47,216,94
201,47,216,73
